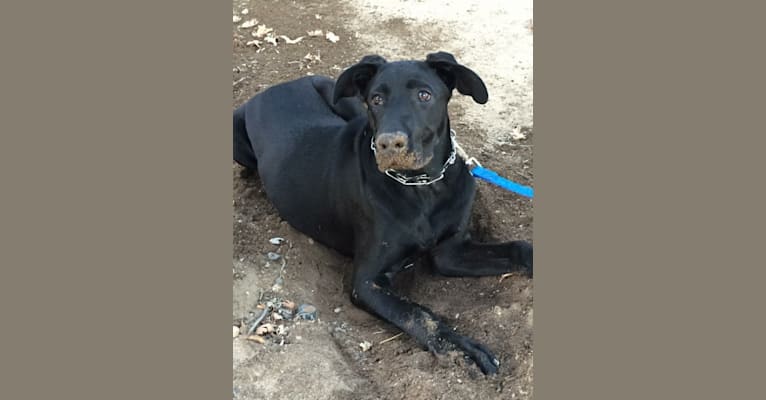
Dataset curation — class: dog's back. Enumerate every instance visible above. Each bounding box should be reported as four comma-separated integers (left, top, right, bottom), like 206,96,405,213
234,76,366,255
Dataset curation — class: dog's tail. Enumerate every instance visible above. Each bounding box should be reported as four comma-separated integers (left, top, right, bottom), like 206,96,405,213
233,104,258,170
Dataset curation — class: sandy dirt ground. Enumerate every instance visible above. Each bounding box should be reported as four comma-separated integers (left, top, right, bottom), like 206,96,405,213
232,1,533,399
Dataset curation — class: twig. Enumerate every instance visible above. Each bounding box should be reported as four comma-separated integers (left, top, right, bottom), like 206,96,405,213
233,77,247,87
379,332,404,345
247,306,271,335
499,272,514,283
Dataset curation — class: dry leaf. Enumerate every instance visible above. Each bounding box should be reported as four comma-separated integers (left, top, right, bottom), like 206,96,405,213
233,325,241,338
510,126,527,141
241,8,249,15
245,40,261,48
253,24,273,38
325,31,340,43
304,52,321,63
264,34,278,46
279,35,305,44
239,19,257,29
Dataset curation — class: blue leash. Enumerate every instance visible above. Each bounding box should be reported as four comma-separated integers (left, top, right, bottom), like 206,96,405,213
449,129,535,198
470,165,534,198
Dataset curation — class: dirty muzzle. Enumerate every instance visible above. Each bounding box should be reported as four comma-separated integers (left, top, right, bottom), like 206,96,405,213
371,132,431,172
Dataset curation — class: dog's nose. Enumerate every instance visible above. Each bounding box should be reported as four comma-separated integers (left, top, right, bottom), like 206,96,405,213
375,132,408,154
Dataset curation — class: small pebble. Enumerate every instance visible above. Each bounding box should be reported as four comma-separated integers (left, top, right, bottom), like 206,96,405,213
334,307,342,313
269,237,285,245
267,252,281,261
240,8,249,15
359,341,372,352
256,323,276,335
233,326,240,338
297,304,317,321
325,31,340,43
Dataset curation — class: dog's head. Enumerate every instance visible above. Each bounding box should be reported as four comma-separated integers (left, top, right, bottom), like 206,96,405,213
333,52,487,172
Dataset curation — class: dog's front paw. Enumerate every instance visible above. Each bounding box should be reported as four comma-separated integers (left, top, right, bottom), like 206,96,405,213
430,331,500,375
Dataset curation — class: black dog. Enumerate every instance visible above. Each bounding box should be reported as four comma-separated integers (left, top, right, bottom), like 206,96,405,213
233,52,532,375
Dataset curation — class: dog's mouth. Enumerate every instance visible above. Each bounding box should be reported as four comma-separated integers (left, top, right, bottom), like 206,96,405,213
375,152,432,172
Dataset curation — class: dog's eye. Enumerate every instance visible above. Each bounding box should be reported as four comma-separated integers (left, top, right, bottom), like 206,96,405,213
371,94,384,106
418,90,432,102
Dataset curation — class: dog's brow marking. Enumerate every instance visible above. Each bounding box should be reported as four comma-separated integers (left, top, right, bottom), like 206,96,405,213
374,83,390,94
405,79,430,89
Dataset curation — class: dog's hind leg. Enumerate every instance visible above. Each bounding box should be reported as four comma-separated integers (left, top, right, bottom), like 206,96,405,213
429,234,534,278
233,104,258,171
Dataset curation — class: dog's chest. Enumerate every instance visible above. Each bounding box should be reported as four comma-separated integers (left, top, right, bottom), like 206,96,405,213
404,214,440,248
390,200,459,250
371,180,471,250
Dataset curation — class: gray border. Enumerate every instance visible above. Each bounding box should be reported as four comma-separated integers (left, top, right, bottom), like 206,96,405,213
2,1,766,399
0,1,231,398
536,1,766,398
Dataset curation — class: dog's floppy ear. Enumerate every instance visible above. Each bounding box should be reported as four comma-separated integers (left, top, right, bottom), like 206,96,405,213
333,55,387,104
425,51,488,104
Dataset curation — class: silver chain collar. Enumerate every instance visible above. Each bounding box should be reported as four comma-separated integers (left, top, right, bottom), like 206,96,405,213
370,129,458,186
